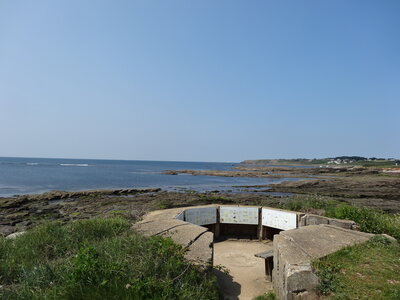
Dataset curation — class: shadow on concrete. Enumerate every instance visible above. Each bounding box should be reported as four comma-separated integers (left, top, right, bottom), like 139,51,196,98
212,268,241,300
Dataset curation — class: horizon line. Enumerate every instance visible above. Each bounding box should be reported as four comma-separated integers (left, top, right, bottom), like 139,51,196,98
0,155,239,164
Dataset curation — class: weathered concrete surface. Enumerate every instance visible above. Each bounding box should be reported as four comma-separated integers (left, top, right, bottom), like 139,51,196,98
301,214,329,226
327,218,356,230
184,231,214,266
137,207,185,222
132,218,187,236
281,225,372,258
132,206,215,267
273,225,374,300
161,223,209,248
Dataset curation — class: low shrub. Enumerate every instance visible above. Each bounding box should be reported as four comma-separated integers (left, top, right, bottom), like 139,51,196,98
280,196,400,240
279,195,335,212
326,204,400,240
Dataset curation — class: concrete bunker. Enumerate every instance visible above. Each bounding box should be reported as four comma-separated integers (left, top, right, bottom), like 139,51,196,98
181,205,300,242
132,205,371,300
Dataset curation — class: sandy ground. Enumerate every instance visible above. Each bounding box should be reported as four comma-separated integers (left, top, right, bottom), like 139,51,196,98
213,240,273,300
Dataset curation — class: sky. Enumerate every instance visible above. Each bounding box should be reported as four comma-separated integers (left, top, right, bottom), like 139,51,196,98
0,0,399,162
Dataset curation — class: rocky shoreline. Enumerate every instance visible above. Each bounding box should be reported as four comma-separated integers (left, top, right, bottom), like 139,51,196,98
163,166,400,212
1,165,399,237
164,165,382,177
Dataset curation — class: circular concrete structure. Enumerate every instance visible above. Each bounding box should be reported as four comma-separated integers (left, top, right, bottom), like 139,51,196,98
132,205,372,300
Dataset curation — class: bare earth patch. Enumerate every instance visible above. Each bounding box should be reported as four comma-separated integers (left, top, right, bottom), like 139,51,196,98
213,240,273,300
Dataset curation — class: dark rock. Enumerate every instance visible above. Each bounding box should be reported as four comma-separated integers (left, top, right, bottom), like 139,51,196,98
0,225,16,236
163,170,178,175
16,220,32,227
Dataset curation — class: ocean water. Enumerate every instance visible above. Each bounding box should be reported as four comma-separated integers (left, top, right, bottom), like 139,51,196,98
0,157,298,197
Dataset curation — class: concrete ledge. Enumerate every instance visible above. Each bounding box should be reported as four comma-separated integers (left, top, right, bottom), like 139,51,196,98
137,207,186,222
132,218,187,236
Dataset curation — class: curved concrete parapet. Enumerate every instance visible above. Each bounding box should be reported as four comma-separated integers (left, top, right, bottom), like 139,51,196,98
132,205,217,267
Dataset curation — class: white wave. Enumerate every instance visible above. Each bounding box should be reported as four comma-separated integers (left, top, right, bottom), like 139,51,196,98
26,163,39,166
59,163,89,167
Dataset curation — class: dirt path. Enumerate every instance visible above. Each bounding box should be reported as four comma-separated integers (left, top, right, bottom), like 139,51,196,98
213,240,273,300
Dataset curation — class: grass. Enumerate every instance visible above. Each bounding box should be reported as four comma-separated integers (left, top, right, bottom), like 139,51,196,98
0,218,218,300
252,291,277,300
279,196,400,240
313,235,400,299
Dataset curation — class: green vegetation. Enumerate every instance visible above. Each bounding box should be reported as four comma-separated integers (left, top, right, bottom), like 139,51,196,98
313,235,400,299
280,196,400,240
0,218,218,300
155,198,174,209
252,291,277,300
326,204,400,240
279,195,337,212
198,194,233,204
359,160,399,167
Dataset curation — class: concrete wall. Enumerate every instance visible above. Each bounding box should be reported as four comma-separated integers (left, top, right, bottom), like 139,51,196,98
220,205,259,225
299,214,357,230
170,205,357,238
262,207,301,230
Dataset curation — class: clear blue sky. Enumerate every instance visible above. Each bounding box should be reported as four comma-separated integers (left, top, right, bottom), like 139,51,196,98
1,1,399,162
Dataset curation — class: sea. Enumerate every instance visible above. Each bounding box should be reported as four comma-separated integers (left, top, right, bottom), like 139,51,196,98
0,157,299,197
